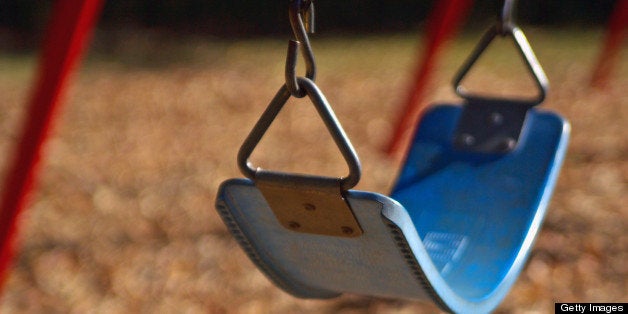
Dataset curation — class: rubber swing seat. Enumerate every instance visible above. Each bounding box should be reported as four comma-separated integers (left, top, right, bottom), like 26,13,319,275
215,104,569,313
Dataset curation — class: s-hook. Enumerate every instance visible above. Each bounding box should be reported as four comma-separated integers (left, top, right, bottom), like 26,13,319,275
498,0,516,34
286,0,317,98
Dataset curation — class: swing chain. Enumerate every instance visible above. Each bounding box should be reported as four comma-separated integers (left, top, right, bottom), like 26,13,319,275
286,0,317,98
497,0,517,35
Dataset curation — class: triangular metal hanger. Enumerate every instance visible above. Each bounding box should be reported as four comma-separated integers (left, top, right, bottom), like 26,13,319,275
454,0,548,105
236,78,363,237
452,24,549,106
237,79,361,191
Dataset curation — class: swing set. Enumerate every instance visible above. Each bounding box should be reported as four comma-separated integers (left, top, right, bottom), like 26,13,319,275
0,0,625,312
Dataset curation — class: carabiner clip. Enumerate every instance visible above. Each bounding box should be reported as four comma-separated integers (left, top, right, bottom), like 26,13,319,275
285,0,317,98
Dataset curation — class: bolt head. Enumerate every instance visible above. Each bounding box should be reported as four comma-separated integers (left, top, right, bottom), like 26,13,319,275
489,112,504,125
497,137,516,152
458,133,476,146
341,226,354,235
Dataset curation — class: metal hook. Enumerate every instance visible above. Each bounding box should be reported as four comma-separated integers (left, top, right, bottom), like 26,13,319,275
498,0,517,34
286,0,317,98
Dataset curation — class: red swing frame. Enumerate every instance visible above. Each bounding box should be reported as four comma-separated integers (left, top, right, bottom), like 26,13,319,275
0,0,104,289
385,0,474,157
590,0,627,88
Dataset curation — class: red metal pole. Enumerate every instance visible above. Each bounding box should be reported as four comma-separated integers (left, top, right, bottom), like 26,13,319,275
0,0,103,290
386,0,474,157
590,0,627,88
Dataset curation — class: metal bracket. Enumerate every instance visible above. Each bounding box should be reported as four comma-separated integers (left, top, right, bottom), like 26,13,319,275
453,99,532,153
256,171,363,237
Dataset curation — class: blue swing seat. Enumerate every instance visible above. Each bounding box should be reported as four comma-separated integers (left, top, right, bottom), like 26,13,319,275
215,104,569,313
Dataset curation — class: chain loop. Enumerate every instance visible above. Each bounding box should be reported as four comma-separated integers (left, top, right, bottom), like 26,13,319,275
285,0,317,98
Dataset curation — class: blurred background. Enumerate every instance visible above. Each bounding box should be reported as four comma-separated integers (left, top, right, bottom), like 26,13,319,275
0,0,626,313
0,0,619,45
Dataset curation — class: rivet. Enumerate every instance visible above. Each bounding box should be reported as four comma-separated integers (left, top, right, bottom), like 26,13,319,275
341,226,354,235
489,112,504,125
497,137,516,152
458,133,476,146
